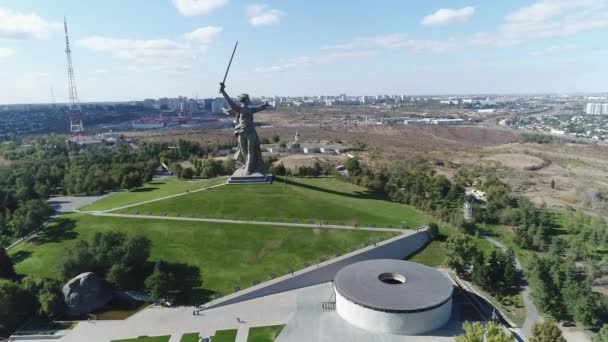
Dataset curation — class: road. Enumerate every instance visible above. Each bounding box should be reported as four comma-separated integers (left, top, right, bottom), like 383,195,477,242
482,235,541,340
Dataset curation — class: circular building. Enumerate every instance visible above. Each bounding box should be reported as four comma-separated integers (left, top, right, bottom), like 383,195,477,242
333,259,453,335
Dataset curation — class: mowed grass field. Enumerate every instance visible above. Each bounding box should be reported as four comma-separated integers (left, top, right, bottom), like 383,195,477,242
82,177,227,211
247,325,285,342
10,214,396,297
119,177,430,228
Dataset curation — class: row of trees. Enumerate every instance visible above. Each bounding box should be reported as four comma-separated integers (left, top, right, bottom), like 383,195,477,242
174,157,236,180
0,136,245,247
0,247,64,334
456,320,572,342
60,231,198,303
445,233,519,298
528,251,605,327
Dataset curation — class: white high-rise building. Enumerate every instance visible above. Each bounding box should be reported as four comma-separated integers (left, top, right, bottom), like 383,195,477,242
586,102,608,115
211,98,226,113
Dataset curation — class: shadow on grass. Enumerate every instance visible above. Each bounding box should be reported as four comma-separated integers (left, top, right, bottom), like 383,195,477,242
148,182,166,185
10,250,32,264
404,234,442,261
131,187,159,193
280,177,387,200
145,261,218,305
29,218,78,245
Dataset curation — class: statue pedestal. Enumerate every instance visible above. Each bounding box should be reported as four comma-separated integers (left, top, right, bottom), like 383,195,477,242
226,169,273,185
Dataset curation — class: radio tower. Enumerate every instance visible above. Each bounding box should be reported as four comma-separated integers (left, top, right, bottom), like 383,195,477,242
64,17,85,141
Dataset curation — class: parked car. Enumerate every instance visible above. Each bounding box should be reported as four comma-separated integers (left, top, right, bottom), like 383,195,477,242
559,320,575,327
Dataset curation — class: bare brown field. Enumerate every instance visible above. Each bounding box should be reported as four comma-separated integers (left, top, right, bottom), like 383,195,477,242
275,154,347,170
437,142,608,214
481,153,546,170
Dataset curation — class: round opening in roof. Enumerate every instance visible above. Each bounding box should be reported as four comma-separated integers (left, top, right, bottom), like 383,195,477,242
378,272,407,285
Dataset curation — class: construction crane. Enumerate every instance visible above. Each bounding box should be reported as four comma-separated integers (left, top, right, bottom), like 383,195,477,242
64,17,85,141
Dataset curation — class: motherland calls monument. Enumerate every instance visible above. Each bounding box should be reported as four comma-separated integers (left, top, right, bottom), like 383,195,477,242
220,42,273,184
220,83,273,184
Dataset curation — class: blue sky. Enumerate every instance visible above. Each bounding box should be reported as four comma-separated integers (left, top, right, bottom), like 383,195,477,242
0,0,607,103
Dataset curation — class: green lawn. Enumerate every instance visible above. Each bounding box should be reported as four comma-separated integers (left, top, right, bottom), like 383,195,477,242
247,325,285,342
112,336,170,342
180,333,200,342
120,177,430,227
213,329,237,342
408,226,497,267
82,177,226,211
10,213,395,298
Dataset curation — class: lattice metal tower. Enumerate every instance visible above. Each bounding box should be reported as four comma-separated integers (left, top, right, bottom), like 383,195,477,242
64,17,85,140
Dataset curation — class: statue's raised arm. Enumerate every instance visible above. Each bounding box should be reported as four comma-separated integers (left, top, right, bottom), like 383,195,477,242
252,101,271,114
219,82,240,112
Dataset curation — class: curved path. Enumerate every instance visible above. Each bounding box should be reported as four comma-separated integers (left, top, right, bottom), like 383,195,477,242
481,235,541,340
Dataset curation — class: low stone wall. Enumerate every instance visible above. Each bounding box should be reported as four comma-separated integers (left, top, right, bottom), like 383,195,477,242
204,230,429,310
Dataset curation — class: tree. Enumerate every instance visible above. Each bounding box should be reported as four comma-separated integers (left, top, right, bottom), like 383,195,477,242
446,233,478,277
427,222,439,240
551,179,555,189
181,167,194,180
595,324,608,342
502,249,518,292
529,321,566,342
345,158,362,176
272,163,286,176
0,247,16,279
106,263,133,290
485,322,514,342
272,134,280,143
0,279,37,332
456,321,513,342
122,171,143,191
145,261,175,301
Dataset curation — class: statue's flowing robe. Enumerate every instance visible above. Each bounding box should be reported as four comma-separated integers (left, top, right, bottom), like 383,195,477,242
233,107,266,175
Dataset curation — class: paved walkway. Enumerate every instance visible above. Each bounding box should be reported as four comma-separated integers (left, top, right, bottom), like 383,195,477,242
83,212,407,233
235,325,249,342
482,235,541,340
102,182,226,213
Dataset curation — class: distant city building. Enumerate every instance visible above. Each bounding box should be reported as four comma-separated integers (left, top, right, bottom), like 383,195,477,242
133,119,165,129
430,118,465,125
586,102,608,115
212,98,227,113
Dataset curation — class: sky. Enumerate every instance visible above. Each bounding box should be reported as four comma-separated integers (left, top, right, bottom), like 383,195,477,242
0,0,607,104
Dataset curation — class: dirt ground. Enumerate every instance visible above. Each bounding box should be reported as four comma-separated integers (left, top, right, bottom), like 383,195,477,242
436,141,608,214
481,153,546,170
275,154,347,170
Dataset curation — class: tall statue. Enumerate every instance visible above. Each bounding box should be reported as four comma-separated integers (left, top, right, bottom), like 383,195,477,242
220,82,270,175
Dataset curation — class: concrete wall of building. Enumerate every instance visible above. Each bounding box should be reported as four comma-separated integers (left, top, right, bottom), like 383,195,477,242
204,230,429,310
335,285,452,335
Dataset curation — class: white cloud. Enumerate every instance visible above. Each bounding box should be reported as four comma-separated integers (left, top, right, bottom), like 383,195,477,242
323,34,456,53
422,6,475,26
0,47,13,60
183,26,223,44
172,0,228,16
323,0,608,54
531,44,577,56
0,7,61,40
255,51,376,72
496,0,608,44
247,4,286,26
78,36,204,72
